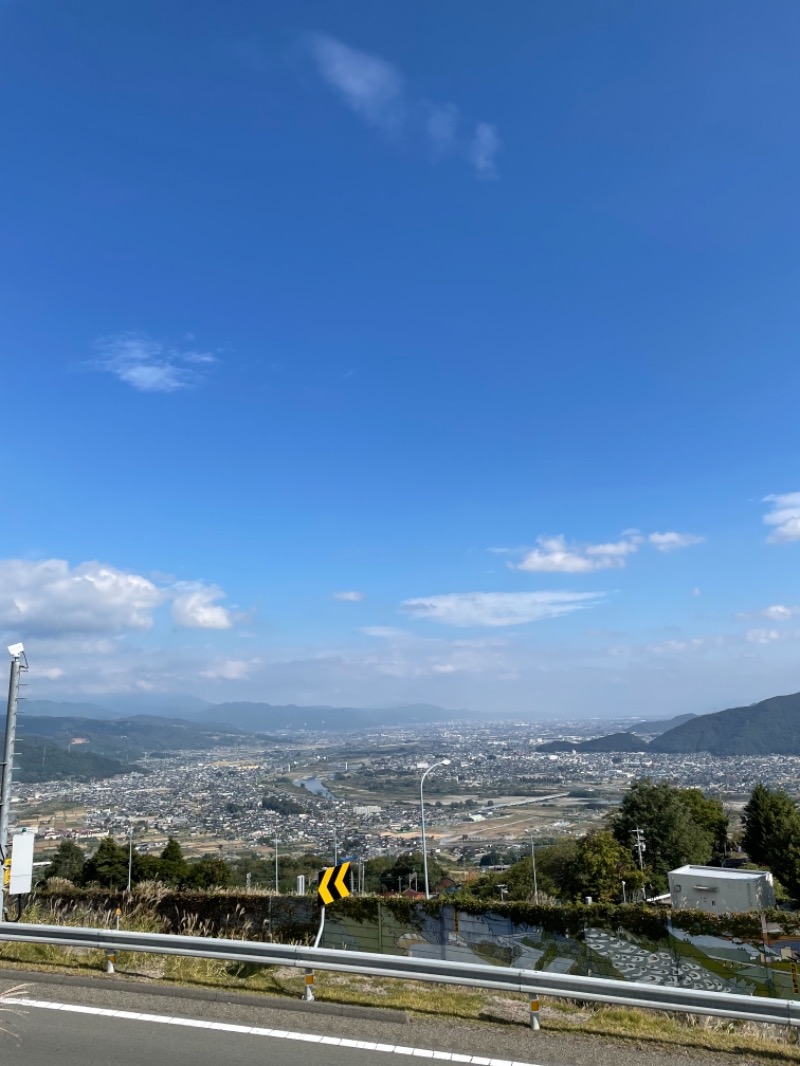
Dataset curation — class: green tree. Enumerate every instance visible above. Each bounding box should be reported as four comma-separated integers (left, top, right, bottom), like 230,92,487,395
131,851,161,883
185,856,232,890
44,840,85,883
158,838,188,886
741,784,800,898
82,836,129,888
565,831,643,903
380,851,445,893
677,789,729,857
611,779,713,889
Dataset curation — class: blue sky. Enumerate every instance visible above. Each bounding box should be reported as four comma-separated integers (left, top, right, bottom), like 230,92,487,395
2,1,800,716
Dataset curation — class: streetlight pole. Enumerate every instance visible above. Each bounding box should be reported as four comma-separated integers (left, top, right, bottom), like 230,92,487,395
529,831,539,905
419,758,451,900
0,643,27,922
621,879,627,904
127,826,134,892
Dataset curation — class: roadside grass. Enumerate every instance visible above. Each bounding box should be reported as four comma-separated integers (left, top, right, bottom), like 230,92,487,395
2,898,800,1061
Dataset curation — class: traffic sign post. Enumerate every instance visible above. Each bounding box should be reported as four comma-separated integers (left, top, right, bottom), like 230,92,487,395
305,862,353,1001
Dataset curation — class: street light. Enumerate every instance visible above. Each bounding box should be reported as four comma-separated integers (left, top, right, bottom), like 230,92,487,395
127,826,134,892
419,758,451,899
529,830,539,905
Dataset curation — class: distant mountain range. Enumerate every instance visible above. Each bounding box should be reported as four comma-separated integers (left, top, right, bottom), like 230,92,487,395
24,698,475,732
536,693,800,756
20,690,800,756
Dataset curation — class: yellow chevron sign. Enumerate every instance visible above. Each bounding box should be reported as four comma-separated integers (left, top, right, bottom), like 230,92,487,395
318,861,351,904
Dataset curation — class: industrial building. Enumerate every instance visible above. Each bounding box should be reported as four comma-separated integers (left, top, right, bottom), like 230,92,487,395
669,864,775,913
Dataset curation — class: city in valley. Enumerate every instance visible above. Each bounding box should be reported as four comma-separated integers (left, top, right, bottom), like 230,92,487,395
14,712,798,882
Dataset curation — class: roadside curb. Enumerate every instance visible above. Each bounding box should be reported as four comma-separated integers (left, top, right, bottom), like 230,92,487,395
0,966,410,1025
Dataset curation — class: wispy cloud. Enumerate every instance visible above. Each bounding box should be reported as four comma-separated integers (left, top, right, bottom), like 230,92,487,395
647,531,705,552
508,528,704,573
468,122,501,180
308,34,499,179
516,534,640,574
171,582,233,629
401,590,602,627
310,34,405,131
763,492,800,543
737,604,800,621
333,590,364,602
92,333,217,393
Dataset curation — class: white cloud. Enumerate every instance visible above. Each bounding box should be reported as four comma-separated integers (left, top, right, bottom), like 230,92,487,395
308,35,499,178
361,626,407,638
739,604,800,622
310,34,405,131
0,559,164,635
401,590,602,627
0,558,234,636
92,333,216,393
516,534,639,573
333,590,364,602
200,659,259,681
647,531,705,552
468,122,501,180
763,493,800,543
745,628,782,645
510,528,704,572
171,583,233,629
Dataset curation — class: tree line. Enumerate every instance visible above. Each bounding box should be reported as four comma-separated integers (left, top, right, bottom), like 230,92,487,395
45,837,232,890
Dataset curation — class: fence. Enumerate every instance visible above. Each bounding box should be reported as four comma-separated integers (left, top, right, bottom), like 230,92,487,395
2,920,800,1030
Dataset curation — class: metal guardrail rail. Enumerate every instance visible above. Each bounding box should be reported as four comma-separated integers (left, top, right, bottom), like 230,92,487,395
2,921,799,1028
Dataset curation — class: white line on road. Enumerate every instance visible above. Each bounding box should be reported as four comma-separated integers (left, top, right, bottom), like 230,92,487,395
11,997,557,1066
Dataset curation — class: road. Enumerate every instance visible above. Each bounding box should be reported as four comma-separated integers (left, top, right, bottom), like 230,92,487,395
0,972,771,1066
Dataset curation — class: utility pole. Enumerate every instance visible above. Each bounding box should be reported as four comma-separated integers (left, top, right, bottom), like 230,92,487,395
274,833,279,894
632,828,646,871
0,643,27,921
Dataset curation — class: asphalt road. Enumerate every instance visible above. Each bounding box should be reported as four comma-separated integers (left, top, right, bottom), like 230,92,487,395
0,971,773,1066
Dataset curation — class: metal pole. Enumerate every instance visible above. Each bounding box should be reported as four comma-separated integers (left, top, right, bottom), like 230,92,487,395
420,766,431,899
530,831,539,905
127,827,134,891
333,827,338,866
0,651,23,920
274,834,279,894
621,880,627,904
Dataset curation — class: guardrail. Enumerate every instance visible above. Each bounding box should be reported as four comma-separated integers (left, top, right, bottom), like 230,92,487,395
2,921,799,1030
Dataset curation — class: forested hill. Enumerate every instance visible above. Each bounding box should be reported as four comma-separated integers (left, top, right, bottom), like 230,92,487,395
650,691,800,755
15,715,251,759
15,736,138,782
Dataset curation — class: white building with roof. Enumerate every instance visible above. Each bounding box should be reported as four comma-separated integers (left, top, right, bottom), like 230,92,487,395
668,864,775,913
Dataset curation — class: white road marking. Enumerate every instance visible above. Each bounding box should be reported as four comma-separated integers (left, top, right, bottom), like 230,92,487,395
10,997,556,1066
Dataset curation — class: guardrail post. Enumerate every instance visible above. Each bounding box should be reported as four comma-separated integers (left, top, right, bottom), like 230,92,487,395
529,996,541,1030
